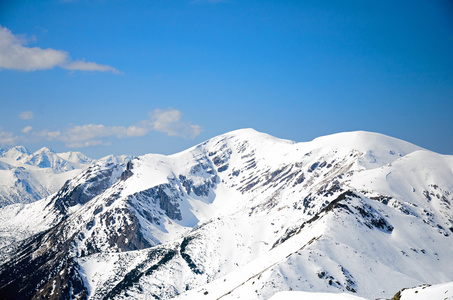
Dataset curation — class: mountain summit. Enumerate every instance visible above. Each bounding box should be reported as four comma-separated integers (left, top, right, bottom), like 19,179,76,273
0,129,452,299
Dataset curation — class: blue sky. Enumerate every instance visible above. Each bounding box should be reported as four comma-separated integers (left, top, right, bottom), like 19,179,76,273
0,0,452,158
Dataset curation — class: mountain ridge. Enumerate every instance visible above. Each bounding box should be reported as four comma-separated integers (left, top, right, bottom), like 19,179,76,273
0,129,451,300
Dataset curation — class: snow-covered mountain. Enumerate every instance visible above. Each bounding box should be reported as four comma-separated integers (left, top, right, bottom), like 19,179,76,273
0,129,452,300
0,146,131,207
57,150,95,167
0,146,30,161
98,154,135,165
21,147,80,172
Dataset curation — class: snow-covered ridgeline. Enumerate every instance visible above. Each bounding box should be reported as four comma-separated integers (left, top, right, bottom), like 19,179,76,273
0,129,452,300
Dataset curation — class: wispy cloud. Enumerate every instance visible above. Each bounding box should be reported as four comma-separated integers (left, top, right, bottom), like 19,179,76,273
66,140,110,148
19,111,34,120
0,27,67,71
57,108,203,147
148,108,203,138
0,108,203,148
22,126,33,134
0,128,17,145
36,129,61,140
0,26,118,73
63,59,120,74
61,124,134,147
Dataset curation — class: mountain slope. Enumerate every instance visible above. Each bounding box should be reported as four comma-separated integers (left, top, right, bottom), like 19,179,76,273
391,282,453,300
0,129,451,300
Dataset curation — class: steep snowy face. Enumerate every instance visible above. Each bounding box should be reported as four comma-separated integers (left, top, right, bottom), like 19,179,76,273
0,129,451,300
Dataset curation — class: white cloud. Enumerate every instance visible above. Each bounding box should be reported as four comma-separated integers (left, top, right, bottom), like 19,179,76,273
59,124,148,147
57,109,203,147
0,26,68,71
19,111,34,120
1,108,202,148
0,25,118,73
63,124,127,143
64,59,120,74
37,129,61,140
126,125,148,137
148,108,204,138
22,126,33,134
66,140,110,148
59,108,202,147
0,129,17,145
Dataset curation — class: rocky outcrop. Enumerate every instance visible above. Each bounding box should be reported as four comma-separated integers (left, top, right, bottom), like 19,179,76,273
131,184,182,221
49,164,121,214
120,160,134,181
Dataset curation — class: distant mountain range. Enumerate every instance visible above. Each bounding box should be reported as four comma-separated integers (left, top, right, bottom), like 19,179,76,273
0,129,452,299
0,146,132,207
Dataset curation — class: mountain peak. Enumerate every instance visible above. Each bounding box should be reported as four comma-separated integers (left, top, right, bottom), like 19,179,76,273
307,130,423,156
34,147,54,154
224,127,260,135
221,128,291,142
12,145,30,153
195,128,295,152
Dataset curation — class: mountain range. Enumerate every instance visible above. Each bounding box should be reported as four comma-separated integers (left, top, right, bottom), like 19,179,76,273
0,146,132,207
0,129,452,299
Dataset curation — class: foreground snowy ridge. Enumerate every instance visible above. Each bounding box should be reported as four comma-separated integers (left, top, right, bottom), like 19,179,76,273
0,128,452,300
390,282,453,300
270,282,453,300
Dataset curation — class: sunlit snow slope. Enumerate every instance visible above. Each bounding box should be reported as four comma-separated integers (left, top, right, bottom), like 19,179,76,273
392,282,453,300
0,129,452,300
